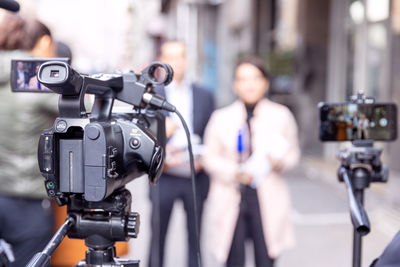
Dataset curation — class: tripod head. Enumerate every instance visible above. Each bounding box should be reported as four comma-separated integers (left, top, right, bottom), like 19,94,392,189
338,140,388,185
27,189,140,267
337,140,388,235
336,138,390,267
69,189,140,267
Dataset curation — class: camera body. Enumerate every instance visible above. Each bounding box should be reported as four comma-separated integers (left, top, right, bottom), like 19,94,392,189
35,61,172,205
38,116,163,203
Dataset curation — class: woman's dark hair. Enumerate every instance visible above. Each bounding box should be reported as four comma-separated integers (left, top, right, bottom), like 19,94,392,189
0,14,51,50
234,56,270,80
56,41,73,63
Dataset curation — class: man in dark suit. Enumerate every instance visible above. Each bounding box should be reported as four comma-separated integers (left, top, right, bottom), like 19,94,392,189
16,61,29,89
148,41,214,267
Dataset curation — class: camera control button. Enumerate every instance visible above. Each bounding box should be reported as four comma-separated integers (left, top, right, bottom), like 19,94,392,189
87,126,101,140
55,120,67,132
130,138,141,149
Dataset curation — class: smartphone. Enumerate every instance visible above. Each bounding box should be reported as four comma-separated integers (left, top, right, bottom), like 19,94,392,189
10,58,69,92
319,102,397,141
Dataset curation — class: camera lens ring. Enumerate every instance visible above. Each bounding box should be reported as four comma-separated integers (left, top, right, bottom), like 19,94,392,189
141,62,173,86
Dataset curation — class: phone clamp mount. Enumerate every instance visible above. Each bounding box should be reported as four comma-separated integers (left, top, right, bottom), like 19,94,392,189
337,138,388,267
350,91,375,104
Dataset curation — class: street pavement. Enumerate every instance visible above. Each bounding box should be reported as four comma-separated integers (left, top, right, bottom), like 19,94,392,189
124,155,400,267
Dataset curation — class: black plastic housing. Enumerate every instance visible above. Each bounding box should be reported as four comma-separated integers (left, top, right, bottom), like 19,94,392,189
36,62,170,204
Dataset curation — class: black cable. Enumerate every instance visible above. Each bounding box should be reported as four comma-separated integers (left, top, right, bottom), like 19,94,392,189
174,109,202,267
143,93,202,266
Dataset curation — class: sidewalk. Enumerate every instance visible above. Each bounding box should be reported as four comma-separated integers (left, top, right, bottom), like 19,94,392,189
280,156,400,267
124,155,400,267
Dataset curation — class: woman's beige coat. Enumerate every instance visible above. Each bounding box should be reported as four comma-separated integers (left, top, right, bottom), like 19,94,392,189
203,99,300,262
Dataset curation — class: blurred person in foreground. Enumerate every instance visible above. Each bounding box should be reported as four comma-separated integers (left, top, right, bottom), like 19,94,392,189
0,13,57,266
203,57,300,267
148,41,214,267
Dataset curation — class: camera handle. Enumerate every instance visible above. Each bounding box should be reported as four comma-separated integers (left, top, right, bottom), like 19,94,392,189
337,140,388,267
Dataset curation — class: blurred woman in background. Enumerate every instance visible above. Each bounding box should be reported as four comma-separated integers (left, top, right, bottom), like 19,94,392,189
203,57,300,267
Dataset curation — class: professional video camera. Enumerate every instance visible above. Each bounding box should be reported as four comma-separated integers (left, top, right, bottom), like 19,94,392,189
318,92,398,267
11,59,180,267
37,61,172,203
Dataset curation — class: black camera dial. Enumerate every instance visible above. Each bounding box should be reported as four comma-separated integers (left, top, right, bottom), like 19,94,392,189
129,138,141,149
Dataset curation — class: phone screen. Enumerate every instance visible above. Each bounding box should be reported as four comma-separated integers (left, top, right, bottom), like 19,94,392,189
319,102,397,141
10,58,69,93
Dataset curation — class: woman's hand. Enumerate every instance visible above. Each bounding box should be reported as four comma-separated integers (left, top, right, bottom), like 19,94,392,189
235,171,253,185
268,155,283,173
163,144,184,170
163,144,204,173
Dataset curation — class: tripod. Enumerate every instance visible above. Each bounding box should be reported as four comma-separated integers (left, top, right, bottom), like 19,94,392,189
337,140,388,267
26,188,140,267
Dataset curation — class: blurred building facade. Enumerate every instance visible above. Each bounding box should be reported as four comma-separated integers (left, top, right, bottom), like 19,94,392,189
152,0,327,155
12,0,400,169
152,0,400,171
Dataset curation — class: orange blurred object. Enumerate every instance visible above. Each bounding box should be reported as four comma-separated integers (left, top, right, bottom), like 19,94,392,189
51,204,129,267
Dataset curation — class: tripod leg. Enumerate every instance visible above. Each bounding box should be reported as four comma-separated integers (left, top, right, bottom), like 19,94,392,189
353,230,362,267
352,190,364,267
26,217,74,267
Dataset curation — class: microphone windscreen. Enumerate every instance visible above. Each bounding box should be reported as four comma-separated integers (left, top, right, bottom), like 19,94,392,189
0,0,20,12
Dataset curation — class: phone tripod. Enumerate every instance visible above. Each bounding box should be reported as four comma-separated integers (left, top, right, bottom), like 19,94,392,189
26,188,140,267
337,139,388,267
